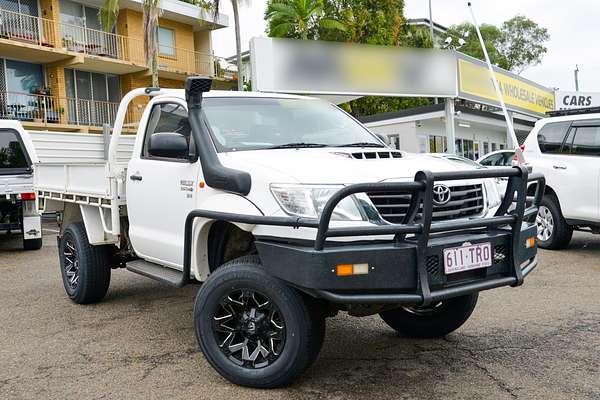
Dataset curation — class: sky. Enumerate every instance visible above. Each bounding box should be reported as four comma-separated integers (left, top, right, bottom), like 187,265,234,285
211,0,600,92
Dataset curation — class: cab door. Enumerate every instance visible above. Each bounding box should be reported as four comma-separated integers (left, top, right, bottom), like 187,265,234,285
561,121,600,222
126,100,200,268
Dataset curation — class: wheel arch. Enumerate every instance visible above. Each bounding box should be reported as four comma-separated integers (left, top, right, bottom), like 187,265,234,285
58,203,119,245
192,194,263,281
529,182,558,200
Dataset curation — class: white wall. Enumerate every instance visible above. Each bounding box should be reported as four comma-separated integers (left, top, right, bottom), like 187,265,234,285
367,122,419,152
365,114,530,157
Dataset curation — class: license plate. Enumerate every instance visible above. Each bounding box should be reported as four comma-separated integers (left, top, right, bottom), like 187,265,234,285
443,242,492,275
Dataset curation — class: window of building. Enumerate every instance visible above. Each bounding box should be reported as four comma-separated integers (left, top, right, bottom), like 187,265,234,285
59,0,117,57
483,141,489,155
158,27,176,56
64,69,121,125
59,0,103,30
2,59,44,94
0,0,41,43
455,138,475,160
0,0,38,16
0,58,46,122
428,135,447,153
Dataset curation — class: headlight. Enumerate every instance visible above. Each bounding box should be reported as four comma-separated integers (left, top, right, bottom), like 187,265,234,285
270,184,365,221
484,179,501,209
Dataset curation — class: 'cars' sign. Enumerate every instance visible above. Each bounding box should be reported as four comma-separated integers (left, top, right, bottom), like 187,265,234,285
555,91,600,110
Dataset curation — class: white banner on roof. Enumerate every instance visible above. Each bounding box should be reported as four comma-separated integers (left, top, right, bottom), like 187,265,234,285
250,37,457,98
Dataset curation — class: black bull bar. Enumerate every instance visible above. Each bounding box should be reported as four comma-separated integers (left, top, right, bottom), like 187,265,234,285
181,166,545,306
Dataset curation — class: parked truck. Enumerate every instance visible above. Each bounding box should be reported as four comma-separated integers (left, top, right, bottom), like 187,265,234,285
7,78,544,388
0,124,42,249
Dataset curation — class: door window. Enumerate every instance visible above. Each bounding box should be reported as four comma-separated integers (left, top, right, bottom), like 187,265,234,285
565,126,600,156
537,122,571,153
142,103,194,160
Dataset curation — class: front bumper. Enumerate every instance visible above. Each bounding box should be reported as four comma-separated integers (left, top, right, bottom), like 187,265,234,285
182,166,545,305
256,223,538,305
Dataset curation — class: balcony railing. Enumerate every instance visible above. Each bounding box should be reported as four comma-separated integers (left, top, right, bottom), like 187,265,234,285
157,44,216,76
0,91,62,123
60,22,145,64
0,91,140,128
0,9,237,79
0,8,56,47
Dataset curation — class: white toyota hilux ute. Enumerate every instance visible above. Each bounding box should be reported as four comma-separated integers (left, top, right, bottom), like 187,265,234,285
522,110,600,249
0,125,42,249
7,78,543,388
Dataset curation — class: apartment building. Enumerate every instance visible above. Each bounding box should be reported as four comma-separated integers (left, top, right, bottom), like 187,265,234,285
0,0,233,132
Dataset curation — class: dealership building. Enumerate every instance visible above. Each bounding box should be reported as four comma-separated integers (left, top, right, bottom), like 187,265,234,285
361,103,535,159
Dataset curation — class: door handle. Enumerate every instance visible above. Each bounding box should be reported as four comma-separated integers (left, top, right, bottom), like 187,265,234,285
130,174,143,181
552,165,567,170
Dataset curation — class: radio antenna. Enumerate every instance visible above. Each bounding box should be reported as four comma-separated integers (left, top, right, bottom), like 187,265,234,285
467,2,525,164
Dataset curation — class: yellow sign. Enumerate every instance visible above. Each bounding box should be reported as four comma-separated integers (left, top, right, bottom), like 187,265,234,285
458,59,554,115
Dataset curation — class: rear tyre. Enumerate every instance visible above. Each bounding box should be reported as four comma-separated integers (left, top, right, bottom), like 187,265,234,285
379,294,478,338
23,237,43,250
59,222,111,304
194,257,324,388
536,194,572,250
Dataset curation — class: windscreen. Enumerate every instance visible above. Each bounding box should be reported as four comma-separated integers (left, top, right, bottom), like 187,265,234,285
202,97,383,152
0,130,30,172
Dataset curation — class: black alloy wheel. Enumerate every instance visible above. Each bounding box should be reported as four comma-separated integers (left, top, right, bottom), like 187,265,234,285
212,289,286,369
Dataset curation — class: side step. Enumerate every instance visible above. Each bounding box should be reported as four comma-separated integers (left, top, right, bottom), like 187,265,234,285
126,259,184,287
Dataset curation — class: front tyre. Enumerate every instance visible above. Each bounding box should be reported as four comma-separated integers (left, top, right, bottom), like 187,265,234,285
379,294,478,338
194,259,324,388
59,222,111,304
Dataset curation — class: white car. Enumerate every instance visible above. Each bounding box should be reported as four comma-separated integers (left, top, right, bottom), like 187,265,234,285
4,78,541,388
0,127,42,250
522,109,600,249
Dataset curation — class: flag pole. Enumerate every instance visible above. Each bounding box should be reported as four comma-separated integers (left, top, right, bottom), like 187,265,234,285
467,2,525,164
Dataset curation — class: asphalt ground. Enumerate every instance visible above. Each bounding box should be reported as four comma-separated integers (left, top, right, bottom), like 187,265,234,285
1,222,599,400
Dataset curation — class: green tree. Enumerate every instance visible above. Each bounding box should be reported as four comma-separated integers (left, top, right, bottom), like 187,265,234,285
443,16,549,74
199,0,249,91
100,0,161,87
319,0,406,45
265,0,346,40
499,15,549,74
443,22,508,69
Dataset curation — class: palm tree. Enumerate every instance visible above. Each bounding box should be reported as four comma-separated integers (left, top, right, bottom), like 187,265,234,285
100,0,161,88
205,0,247,91
265,0,346,40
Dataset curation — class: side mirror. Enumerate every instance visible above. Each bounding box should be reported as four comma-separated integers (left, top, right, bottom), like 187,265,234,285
148,132,190,159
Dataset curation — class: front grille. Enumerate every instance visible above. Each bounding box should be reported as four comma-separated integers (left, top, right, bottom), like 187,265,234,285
494,245,508,264
367,184,484,223
426,255,440,276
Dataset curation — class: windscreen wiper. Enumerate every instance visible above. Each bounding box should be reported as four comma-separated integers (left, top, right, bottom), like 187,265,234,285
268,142,329,149
336,142,386,148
